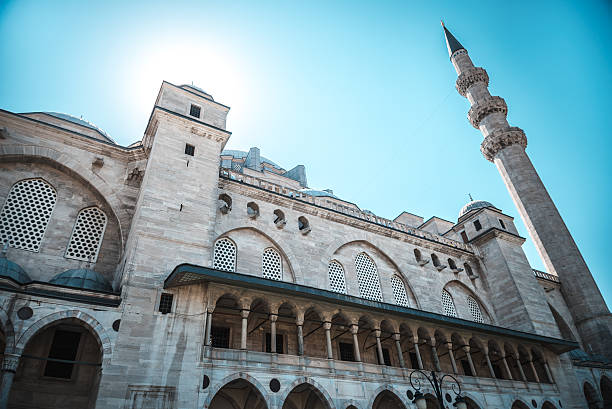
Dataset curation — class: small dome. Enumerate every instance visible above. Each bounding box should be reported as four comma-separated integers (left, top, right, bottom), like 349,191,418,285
299,189,339,200
221,149,284,171
50,268,112,292
0,258,31,284
459,200,496,218
43,112,114,142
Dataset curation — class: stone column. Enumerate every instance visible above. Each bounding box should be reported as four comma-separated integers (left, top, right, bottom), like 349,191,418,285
270,314,278,353
483,347,496,378
393,334,405,368
0,353,20,409
323,322,333,359
528,360,540,383
240,309,249,350
430,340,441,372
413,339,424,370
350,324,361,362
204,310,213,346
463,346,476,376
501,355,513,380
543,361,554,384
296,318,304,356
447,342,458,374
374,330,385,365
515,353,527,382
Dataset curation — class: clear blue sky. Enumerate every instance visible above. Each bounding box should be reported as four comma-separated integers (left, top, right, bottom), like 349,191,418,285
1,0,610,306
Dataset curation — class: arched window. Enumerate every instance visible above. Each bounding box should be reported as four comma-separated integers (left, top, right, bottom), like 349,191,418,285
448,258,457,270
213,238,236,272
413,249,422,261
442,290,457,317
262,248,282,280
0,178,57,252
328,260,346,294
355,253,383,302
431,254,441,267
467,296,484,323
464,263,474,277
65,207,107,262
391,275,410,307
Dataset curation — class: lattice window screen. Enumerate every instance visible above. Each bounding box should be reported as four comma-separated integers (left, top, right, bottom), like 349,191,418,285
442,290,458,317
213,238,236,272
467,296,484,323
328,261,347,293
262,248,282,280
355,253,383,302
0,178,57,252
65,207,107,261
391,275,410,307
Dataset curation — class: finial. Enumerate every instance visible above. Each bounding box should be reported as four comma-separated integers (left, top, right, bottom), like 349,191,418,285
468,193,473,201
441,20,444,27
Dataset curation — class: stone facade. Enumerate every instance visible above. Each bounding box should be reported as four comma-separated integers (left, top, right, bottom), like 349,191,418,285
0,30,609,409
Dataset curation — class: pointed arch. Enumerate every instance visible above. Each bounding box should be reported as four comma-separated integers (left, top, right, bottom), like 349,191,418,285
467,296,484,323
368,384,410,409
443,280,494,323
278,377,335,409
65,206,107,262
213,236,237,272
355,252,383,302
391,274,410,307
204,373,269,409
327,260,347,294
441,290,457,317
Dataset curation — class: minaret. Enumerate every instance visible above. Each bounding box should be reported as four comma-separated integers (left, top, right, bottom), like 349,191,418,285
442,23,612,358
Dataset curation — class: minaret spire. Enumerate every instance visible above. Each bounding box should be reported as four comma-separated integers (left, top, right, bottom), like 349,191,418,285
441,21,465,59
444,24,612,359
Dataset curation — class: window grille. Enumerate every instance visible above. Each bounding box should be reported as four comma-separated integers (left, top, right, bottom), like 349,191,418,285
0,178,56,252
262,248,282,280
391,275,410,307
211,326,230,348
189,104,201,118
328,261,347,294
44,330,81,379
442,290,457,317
339,342,355,362
213,238,236,272
65,207,107,262
467,296,484,323
185,143,195,156
355,253,383,302
474,220,482,231
159,293,174,314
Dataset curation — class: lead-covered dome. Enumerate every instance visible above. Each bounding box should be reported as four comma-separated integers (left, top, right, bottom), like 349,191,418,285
459,200,496,218
0,257,31,284
50,268,112,292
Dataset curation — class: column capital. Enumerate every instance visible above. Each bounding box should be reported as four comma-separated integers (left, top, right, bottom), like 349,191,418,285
240,309,250,319
295,318,304,326
269,313,278,323
462,345,471,353
481,126,527,162
323,321,332,330
350,324,359,335
1,354,20,373
374,329,382,338
393,333,401,341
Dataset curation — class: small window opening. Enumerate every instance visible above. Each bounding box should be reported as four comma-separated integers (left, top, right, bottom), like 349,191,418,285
460,231,469,243
218,193,232,214
339,342,355,362
44,330,81,379
409,352,418,368
159,293,174,314
185,143,195,156
246,202,259,219
448,259,457,270
464,263,476,279
273,209,286,228
210,326,230,348
189,104,201,118
377,348,392,366
461,359,473,376
265,333,284,354
431,254,441,267
499,219,506,229
474,220,482,231
298,216,310,234
413,249,422,261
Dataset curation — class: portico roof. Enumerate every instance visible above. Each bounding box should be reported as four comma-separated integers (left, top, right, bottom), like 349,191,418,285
165,263,578,354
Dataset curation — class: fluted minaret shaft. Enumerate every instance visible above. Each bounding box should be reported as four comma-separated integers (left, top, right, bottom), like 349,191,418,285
444,25,612,358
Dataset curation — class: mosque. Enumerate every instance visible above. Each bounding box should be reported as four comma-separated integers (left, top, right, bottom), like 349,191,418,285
0,24,609,409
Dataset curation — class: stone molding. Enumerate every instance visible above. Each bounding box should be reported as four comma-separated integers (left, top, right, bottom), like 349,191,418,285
0,353,20,373
481,126,528,162
456,67,489,97
467,96,507,129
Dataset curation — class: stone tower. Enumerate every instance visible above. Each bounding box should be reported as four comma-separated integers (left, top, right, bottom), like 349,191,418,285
442,23,612,358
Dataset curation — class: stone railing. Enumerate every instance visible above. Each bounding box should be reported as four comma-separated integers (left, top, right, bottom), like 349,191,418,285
533,269,560,283
219,168,474,253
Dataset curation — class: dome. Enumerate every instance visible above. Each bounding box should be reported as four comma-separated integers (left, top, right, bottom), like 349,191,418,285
0,257,31,284
459,200,496,218
299,189,339,200
50,268,112,292
43,112,114,142
221,149,284,171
